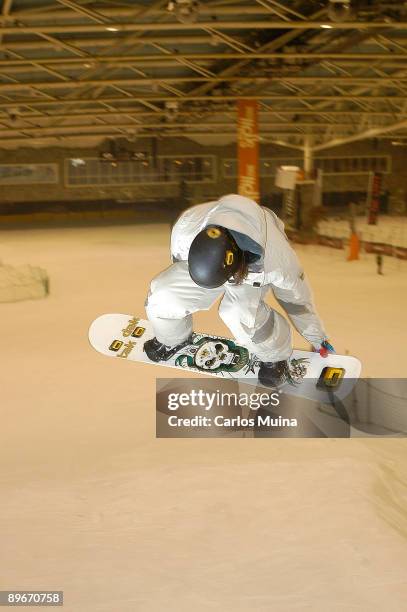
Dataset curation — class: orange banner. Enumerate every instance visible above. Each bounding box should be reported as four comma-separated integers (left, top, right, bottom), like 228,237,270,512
237,100,259,202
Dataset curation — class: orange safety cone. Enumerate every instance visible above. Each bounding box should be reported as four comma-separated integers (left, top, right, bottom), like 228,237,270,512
348,232,360,261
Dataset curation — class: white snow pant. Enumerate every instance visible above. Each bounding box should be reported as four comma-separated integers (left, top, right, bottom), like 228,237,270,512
145,261,292,362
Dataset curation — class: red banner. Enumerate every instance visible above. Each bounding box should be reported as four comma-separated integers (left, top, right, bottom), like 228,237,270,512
237,100,259,202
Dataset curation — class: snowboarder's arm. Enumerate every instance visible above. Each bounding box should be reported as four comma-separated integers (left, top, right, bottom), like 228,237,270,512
170,210,190,262
271,273,328,350
170,204,208,262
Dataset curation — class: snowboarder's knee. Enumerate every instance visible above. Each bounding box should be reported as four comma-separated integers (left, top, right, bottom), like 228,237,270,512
242,311,275,343
146,288,191,319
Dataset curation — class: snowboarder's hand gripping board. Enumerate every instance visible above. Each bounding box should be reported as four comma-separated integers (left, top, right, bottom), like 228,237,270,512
89,314,361,402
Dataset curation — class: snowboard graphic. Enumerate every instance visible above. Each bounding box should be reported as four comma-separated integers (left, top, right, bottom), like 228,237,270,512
88,314,361,402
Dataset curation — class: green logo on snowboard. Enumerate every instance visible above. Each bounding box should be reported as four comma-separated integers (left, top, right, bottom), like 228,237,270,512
175,336,249,373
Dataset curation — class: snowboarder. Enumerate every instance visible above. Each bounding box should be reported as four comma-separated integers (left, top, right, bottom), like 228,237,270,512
144,194,334,387
376,253,384,275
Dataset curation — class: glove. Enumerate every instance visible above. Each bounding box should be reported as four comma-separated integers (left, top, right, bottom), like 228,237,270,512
313,339,335,358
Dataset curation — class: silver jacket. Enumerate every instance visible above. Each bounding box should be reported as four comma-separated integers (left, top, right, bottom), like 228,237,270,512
170,193,326,347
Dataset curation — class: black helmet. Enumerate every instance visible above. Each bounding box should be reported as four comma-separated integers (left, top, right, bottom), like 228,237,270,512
188,225,243,288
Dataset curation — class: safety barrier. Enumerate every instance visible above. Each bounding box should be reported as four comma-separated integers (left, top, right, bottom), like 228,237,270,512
287,229,407,260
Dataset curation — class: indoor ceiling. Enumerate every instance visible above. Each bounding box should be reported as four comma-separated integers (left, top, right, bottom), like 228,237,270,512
1,0,407,151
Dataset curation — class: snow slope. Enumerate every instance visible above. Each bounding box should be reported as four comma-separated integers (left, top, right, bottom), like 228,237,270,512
0,223,406,612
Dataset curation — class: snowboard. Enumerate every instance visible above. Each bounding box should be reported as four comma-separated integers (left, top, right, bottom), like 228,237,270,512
88,313,361,402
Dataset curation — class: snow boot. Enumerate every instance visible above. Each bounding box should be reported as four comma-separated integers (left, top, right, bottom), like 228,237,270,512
258,360,290,388
144,335,193,363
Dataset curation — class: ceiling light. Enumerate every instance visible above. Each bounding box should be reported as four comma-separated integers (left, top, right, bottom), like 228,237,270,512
167,0,200,24
71,158,86,167
320,24,333,29
327,0,353,22
165,100,179,121
106,26,119,32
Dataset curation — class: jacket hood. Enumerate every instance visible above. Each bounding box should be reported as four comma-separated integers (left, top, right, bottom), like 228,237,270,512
204,194,266,254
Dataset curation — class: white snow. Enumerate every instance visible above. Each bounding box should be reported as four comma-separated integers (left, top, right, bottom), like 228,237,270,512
0,262,48,303
1,223,407,611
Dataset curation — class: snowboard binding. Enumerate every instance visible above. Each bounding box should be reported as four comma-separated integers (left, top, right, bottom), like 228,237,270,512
143,335,193,363
258,358,308,388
